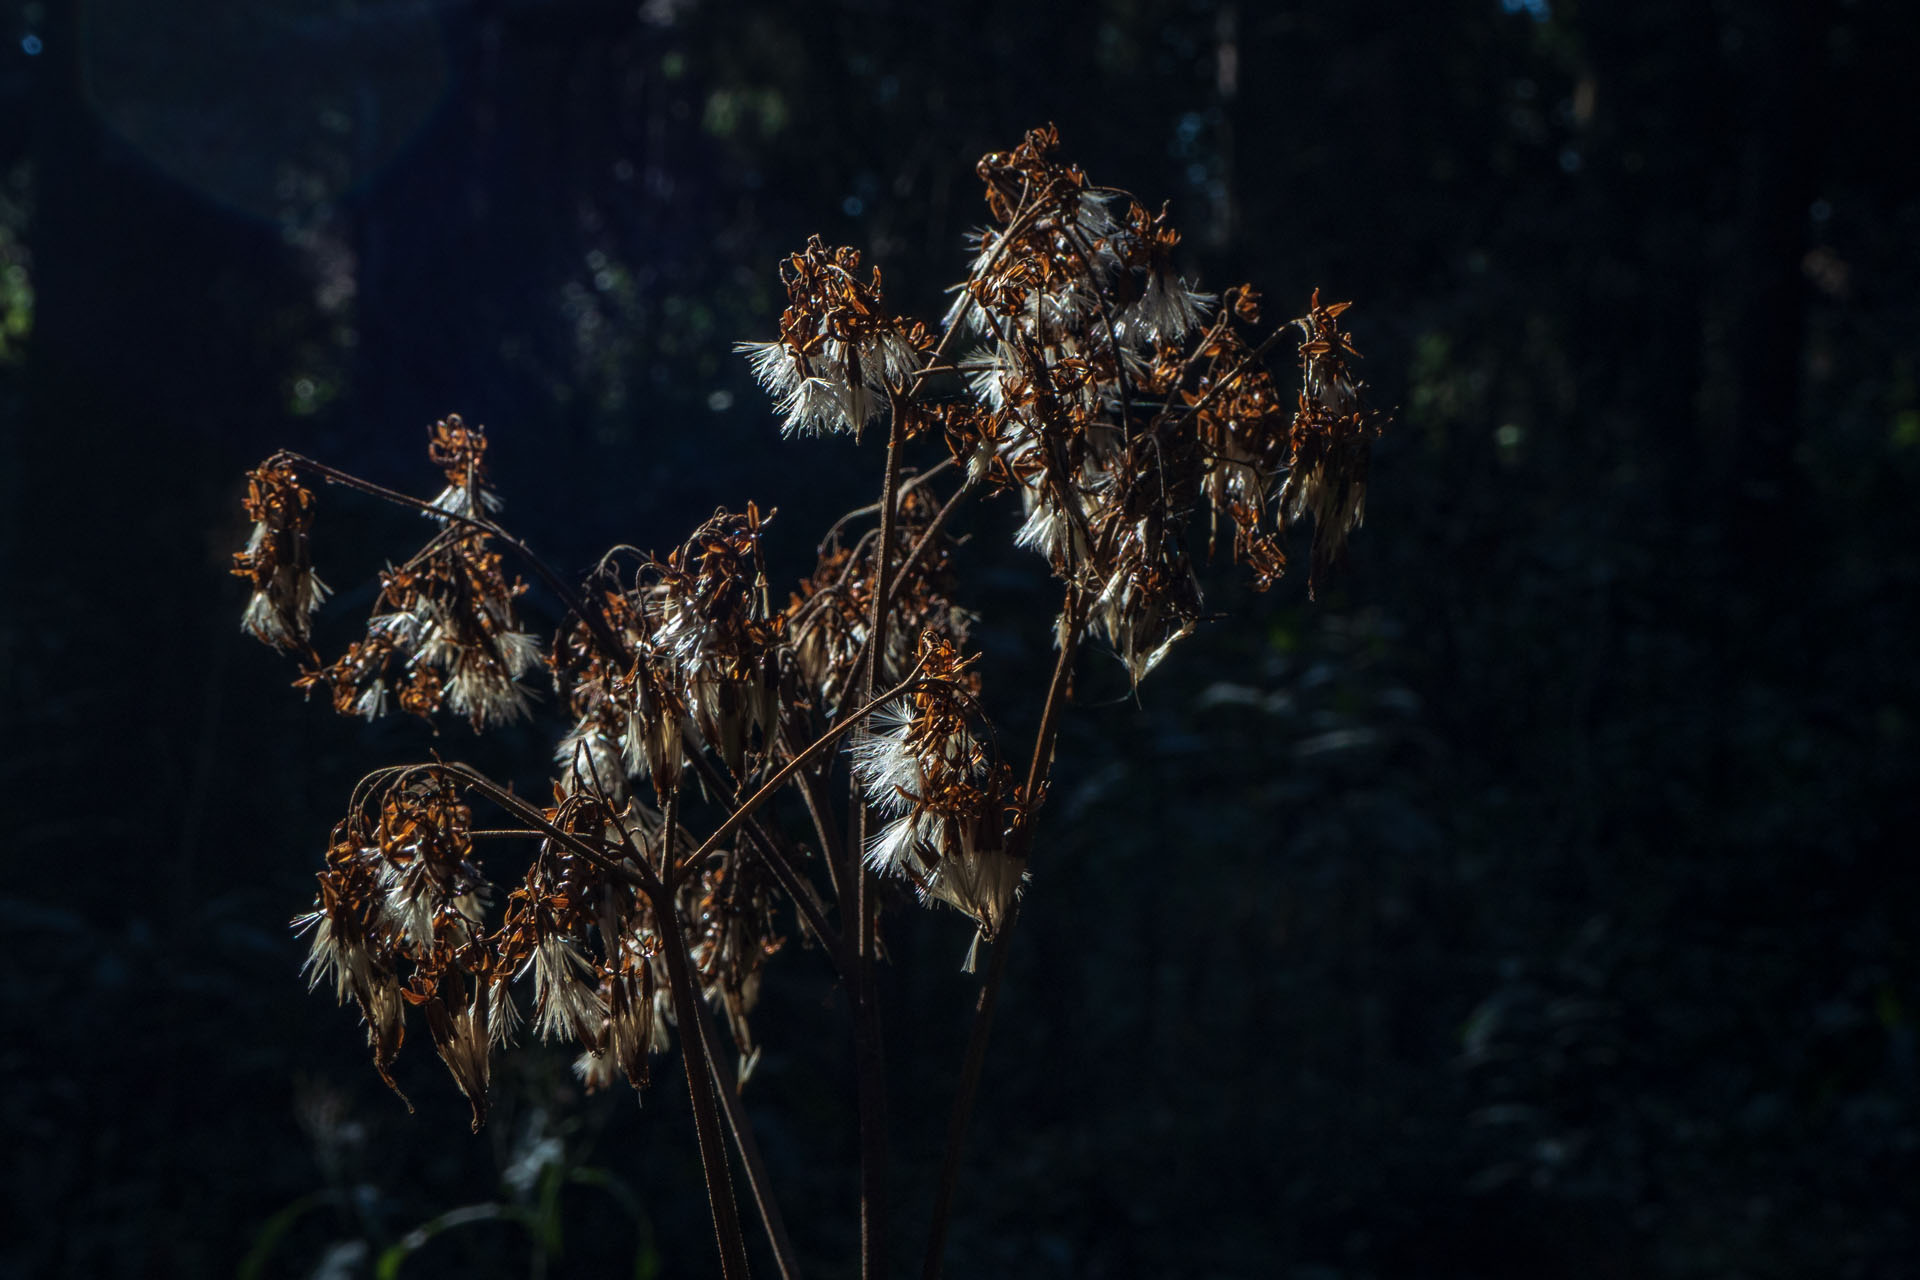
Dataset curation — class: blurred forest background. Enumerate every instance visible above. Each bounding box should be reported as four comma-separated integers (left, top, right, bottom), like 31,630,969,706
3,0,1917,1276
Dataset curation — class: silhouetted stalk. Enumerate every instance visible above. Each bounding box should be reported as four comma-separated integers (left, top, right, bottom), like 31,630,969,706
921,589,1086,1280
694,993,804,1280
853,401,905,1278
657,789,753,1280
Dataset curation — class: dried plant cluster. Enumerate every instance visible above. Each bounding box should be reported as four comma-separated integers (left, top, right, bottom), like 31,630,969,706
235,126,1385,1278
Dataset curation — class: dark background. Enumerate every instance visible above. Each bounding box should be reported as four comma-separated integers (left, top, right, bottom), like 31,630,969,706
4,0,1917,1276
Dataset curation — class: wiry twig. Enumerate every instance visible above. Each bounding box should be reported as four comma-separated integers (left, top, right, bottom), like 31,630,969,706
852,397,907,1280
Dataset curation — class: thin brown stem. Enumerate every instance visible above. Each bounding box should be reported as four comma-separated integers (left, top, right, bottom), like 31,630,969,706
816,458,955,554
789,727,849,905
737,813,844,975
650,812,752,1280
431,762,660,897
851,401,905,1280
921,589,1086,1280
905,190,1052,396
693,992,805,1280
1056,222,1135,440
1017,591,1086,816
919,908,1016,1280
844,474,977,696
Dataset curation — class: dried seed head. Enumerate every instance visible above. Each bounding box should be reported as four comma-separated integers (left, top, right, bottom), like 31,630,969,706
1278,291,1385,595
737,237,926,440
234,460,330,651
425,412,504,520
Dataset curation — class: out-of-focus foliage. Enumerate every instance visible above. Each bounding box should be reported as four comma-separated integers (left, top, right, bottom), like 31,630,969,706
0,162,31,362
3,0,1915,1276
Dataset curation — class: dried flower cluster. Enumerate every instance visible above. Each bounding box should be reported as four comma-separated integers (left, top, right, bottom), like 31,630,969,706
235,127,1386,1278
735,236,931,439
850,633,1024,939
234,459,328,651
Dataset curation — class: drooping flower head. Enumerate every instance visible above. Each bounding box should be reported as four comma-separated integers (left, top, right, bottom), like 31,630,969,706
234,459,329,652
736,236,929,439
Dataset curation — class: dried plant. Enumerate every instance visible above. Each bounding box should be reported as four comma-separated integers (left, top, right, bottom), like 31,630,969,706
233,125,1386,1279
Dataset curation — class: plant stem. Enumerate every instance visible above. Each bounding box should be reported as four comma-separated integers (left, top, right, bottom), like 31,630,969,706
792,743,848,904
844,474,976,696
919,911,1016,1280
655,790,752,1280
693,993,804,1280
921,590,1086,1280
852,401,906,1279
869,395,906,695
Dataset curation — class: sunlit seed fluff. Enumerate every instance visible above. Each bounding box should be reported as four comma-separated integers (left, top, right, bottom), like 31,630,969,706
495,629,545,677
1305,363,1361,417
788,376,861,438
847,700,919,817
445,654,534,728
966,434,996,486
1121,270,1215,345
353,679,390,721
603,973,661,1087
1132,619,1196,683
942,284,987,339
736,1045,763,1087
1071,191,1121,243
866,811,931,876
871,329,923,388
488,980,520,1051
423,985,493,1128
427,483,504,522
1014,495,1075,564
368,609,420,646
655,602,709,669
924,844,1027,938
295,909,368,1005
239,556,330,651
296,908,406,1057
738,335,909,439
527,937,608,1046
962,342,1032,416
573,1048,617,1093
943,229,1003,335
737,339,798,395
735,340,841,438
621,686,687,794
